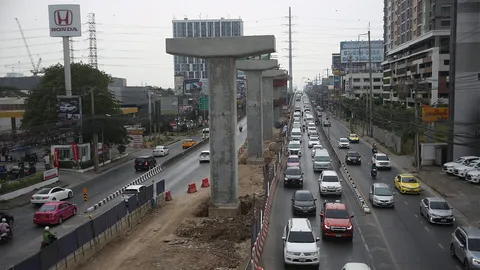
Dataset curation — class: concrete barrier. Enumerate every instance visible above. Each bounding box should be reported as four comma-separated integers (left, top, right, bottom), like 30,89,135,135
161,138,210,169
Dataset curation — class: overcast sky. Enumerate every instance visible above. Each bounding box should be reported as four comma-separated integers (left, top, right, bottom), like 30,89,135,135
0,0,383,89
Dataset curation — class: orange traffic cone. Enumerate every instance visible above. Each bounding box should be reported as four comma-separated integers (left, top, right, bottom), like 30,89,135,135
187,183,197,193
165,190,172,201
201,178,210,188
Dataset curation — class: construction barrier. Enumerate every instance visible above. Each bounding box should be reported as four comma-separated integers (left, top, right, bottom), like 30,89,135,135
187,183,197,193
165,190,172,201
201,177,210,188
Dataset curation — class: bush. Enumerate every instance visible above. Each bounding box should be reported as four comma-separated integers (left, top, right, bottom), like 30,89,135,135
0,173,44,195
59,160,75,169
80,159,94,169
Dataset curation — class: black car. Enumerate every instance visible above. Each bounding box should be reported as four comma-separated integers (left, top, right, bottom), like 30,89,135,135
323,121,331,127
134,156,157,171
283,166,304,187
291,190,317,216
0,212,14,226
345,151,361,165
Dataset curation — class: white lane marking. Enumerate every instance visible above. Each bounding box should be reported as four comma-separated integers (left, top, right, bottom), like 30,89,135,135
403,201,408,205
424,226,430,232
438,243,444,249
414,213,419,218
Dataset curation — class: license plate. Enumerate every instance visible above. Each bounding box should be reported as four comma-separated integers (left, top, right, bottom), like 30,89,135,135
441,219,447,222
336,234,342,237
299,258,306,262
303,210,308,212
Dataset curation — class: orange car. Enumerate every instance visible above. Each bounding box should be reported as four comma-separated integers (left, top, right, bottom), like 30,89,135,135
182,139,197,149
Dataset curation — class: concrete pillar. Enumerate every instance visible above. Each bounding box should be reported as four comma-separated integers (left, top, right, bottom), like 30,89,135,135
165,35,276,215
236,60,278,161
262,69,286,141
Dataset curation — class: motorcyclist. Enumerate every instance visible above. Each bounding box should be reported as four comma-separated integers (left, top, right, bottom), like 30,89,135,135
371,163,378,178
372,143,378,154
42,226,56,245
239,125,243,132
0,218,12,238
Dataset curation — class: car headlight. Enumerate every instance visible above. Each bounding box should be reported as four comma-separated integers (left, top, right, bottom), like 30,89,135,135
473,258,480,265
347,225,352,230
284,177,289,181
336,187,342,190
286,251,296,255
347,158,351,161
324,224,330,229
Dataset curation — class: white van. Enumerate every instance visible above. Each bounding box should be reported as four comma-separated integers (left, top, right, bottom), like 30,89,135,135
305,114,314,123
290,128,302,142
202,128,209,139
313,149,332,172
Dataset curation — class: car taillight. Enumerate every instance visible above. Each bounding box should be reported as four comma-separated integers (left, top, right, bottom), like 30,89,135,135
144,161,148,165
134,163,137,167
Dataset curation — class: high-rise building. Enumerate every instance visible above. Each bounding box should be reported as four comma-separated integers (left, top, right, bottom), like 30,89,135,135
172,18,244,79
382,0,451,106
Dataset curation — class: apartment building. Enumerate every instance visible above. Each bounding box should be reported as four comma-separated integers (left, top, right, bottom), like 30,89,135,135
344,73,384,99
382,0,451,106
172,18,244,79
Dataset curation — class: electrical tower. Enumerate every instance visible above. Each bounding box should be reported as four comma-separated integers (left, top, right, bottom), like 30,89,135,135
288,7,293,95
69,37,75,63
88,13,98,69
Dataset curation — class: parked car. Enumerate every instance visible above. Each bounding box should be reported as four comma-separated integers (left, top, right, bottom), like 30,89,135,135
199,150,210,163
369,183,395,208
33,201,77,225
182,139,197,149
453,160,480,178
291,190,317,216
31,187,73,206
345,151,361,165
450,226,480,269
134,156,157,171
420,197,455,224
466,170,480,184
152,145,169,157
443,156,480,174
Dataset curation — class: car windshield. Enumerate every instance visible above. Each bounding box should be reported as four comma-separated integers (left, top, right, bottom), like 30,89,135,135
467,162,479,167
314,156,330,162
322,175,339,182
124,189,139,195
155,146,164,149
402,177,418,183
376,155,389,161
348,152,360,157
295,192,313,201
454,158,465,163
200,152,209,156
313,145,323,150
38,205,57,212
325,209,350,219
468,239,480,252
287,157,300,163
429,201,450,210
286,167,301,175
136,158,146,162
375,187,392,196
287,231,315,243
36,188,51,195
289,142,300,148
310,136,319,139
349,134,357,137
340,138,349,143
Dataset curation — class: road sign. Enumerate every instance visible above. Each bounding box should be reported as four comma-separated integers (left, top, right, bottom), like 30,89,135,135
199,97,209,111
83,187,87,202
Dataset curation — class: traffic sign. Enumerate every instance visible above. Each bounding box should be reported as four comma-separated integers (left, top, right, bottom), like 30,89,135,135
83,194,87,202
199,97,209,111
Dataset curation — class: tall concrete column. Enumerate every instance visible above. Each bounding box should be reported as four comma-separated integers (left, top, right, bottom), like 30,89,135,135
166,35,275,215
263,69,286,141
237,60,278,161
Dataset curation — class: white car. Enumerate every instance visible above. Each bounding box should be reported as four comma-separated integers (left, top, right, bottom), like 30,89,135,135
371,153,391,169
152,145,169,157
292,123,301,129
338,138,350,149
309,135,319,140
31,187,73,205
318,170,342,196
466,170,480,184
443,156,480,174
453,160,480,178
122,185,146,203
308,127,318,136
293,116,301,122
342,263,372,270
311,145,324,157
282,218,320,267
59,103,76,112
199,150,210,163
308,138,320,148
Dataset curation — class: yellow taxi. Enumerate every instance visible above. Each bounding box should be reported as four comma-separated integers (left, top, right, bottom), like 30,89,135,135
182,139,197,149
394,174,421,194
348,133,359,143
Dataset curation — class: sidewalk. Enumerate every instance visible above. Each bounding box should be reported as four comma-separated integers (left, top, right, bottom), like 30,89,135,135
335,117,480,227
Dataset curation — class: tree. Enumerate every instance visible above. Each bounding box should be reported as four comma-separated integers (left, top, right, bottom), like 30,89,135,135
21,62,129,145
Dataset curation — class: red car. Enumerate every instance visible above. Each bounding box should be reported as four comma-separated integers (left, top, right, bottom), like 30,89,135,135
33,201,77,226
286,155,301,167
320,200,354,240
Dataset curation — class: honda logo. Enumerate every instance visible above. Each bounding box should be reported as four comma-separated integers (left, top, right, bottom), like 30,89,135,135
54,10,73,26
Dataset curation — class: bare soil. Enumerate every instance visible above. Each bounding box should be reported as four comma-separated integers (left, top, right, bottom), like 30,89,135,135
74,164,265,270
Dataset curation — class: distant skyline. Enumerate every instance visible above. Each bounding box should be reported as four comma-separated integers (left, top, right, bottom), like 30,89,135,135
0,0,383,89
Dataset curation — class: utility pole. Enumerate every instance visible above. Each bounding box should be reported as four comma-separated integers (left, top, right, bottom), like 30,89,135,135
148,90,153,134
91,90,99,172
447,0,458,161
413,80,421,172
288,7,293,100
367,30,373,136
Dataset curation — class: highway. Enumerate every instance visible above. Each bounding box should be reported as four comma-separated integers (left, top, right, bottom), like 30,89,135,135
320,111,463,269
261,99,379,270
0,134,202,269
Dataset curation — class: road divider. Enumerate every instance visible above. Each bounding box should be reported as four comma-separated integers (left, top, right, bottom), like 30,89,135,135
187,183,198,193
201,177,210,188
161,138,210,169
165,190,172,201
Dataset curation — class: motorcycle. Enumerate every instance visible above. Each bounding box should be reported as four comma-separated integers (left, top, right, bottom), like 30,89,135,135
372,148,378,154
0,229,13,243
40,234,57,249
371,168,378,180
239,126,243,132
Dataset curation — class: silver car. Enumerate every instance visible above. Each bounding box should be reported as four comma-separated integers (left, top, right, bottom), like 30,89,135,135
420,197,455,225
368,183,395,208
451,226,480,269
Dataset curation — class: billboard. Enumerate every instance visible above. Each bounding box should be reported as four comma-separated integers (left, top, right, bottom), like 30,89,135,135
160,96,179,116
183,78,202,95
333,76,341,89
57,96,82,125
422,105,449,123
340,41,384,63
48,5,82,37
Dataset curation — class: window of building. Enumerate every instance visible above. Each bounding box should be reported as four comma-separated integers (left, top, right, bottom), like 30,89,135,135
187,57,193,64
232,21,241,36
208,22,214,37
188,72,195,79
178,22,186,38
364,78,370,82
215,22,221,37
441,20,450,27
194,22,201,37
222,21,232,37
374,86,381,90
173,23,177,37
353,86,361,90
201,22,207,37
353,78,361,82
174,64,180,72
374,78,381,82
444,60,450,65
187,22,193,37
221,22,227,36
441,5,451,15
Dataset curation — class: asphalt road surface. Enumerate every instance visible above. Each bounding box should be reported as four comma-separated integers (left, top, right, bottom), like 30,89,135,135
0,134,203,269
321,113,463,270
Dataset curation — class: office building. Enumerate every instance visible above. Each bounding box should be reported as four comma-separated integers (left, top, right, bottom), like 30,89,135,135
172,18,244,79
382,0,451,106
344,73,384,99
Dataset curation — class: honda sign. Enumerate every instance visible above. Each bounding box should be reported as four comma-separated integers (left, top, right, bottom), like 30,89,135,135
48,4,82,37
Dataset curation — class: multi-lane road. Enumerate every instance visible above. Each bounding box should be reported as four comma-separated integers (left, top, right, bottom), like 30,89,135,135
1,134,202,268
261,97,464,270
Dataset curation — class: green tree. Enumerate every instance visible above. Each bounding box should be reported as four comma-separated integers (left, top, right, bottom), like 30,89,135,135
21,62,129,145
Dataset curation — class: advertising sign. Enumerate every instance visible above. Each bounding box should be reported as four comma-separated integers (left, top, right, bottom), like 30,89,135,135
43,168,59,181
48,5,82,37
183,79,202,95
71,142,78,161
126,128,143,148
422,105,449,123
199,96,209,111
57,96,82,125
333,76,341,89
340,41,384,63
54,148,59,168
160,96,179,116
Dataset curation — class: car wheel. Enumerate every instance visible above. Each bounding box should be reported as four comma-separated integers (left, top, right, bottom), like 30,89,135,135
52,197,57,201
450,244,456,257
73,208,77,215
68,192,73,199
464,260,470,270
358,161,361,165
58,216,63,224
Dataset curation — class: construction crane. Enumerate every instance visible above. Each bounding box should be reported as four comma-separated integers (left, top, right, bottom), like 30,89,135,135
14,18,44,76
